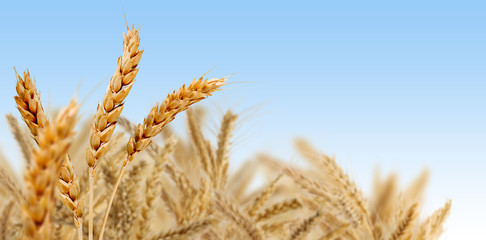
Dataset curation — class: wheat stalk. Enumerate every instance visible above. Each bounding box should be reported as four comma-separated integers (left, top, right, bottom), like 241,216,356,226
21,100,78,240
86,24,142,240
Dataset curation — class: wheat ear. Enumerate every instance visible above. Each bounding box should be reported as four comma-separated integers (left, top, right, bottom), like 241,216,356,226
14,69,48,144
98,76,227,240
254,198,302,222
58,155,84,240
22,100,79,240
86,24,142,240
295,138,373,235
417,200,451,240
14,69,85,236
0,200,15,240
150,218,215,240
319,223,351,240
187,109,213,178
246,174,282,217
214,110,238,189
290,209,324,240
389,203,418,240
6,114,34,166
0,167,25,203
213,192,264,240
371,173,398,224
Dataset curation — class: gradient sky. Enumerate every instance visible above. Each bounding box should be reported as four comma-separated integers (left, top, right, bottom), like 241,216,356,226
1,1,485,239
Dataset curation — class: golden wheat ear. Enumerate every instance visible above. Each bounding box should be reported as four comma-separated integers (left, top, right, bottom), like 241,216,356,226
86,24,143,174
22,100,79,240
13,69,48,144
86,24,143,240
125,76,228,164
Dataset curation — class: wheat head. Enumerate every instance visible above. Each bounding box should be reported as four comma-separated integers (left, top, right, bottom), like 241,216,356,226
14,69,48,144
57,155,84,238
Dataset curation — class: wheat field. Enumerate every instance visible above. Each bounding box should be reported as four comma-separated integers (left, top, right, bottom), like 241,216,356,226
0,24,450,240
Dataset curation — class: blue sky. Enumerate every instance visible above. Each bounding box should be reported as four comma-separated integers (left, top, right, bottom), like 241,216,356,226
1,1,485,238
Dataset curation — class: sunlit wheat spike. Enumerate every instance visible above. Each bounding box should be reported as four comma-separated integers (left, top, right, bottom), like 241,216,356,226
86,24,143,173
86,25,143,240
126,76,228,163
14,69,48,144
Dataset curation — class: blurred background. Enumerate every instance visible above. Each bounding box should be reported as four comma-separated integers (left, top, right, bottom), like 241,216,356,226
0,1,484,239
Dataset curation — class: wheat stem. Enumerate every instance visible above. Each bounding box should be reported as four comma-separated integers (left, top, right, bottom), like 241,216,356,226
78,219,83,240
98,161,128,240
88,169,94,240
